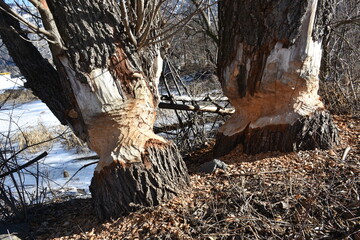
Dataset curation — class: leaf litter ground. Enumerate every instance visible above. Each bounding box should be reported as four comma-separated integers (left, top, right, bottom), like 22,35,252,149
20,115,360,239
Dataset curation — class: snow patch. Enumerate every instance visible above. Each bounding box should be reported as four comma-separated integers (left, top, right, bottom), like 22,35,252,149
0,75,24,92
1,99,96,200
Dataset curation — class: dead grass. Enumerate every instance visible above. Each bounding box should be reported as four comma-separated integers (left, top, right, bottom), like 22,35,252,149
55,125,89,153
11,123,88,154
0,88,38,106
13,122,55,153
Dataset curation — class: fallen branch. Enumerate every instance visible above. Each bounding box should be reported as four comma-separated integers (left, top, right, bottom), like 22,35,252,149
158,102,234,115
0,151,48,178
154,121,193,133
161,95,229,102
73,155,99,161
228,169,290,177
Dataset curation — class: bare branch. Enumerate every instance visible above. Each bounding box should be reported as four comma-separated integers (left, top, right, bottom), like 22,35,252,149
0,151,47,179
61,161,98,188
191,0,218,43
160,0,185,30
27,0,66,52
209,1,219,33
9,25,57,44
1,128,69,167
154,120,200,134
119,0,138,46
141,0,219,48
135,0,144,34
331,28,360,57
0,0,53,39
332,16,360,28
138,0,165,47
13,0,41,22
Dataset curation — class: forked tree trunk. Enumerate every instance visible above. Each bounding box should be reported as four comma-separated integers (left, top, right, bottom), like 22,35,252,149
0,0,189,220
215,0,339,156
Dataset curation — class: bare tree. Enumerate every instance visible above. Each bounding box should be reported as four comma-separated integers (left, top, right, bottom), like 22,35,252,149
190,0,218,44
0,0,189,220
320,0,360,114
215,0,339,156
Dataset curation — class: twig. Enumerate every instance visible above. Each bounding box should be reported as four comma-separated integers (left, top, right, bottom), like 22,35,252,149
1,128,69,168
229,169,290,177
61,161,98,187
190,0,219,44
160,72,184,126
0,0,53,38
141,1,220,47
0,151,47,178
119,0,138,46
161,95,228,102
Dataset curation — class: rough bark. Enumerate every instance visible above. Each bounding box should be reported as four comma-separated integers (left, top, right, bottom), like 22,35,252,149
215,111,338,156
0,0,189,219
90,142,189,220
215,0,338,156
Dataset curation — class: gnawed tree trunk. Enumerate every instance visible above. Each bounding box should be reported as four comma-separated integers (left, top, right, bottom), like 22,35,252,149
0,0,189,220
215,0,339,156
90,143,187,220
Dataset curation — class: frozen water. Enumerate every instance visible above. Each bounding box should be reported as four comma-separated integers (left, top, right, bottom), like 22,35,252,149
1,82,96,199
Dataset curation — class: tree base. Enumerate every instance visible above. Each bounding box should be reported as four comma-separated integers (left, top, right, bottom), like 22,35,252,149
214,111,339,157
89,142,189,221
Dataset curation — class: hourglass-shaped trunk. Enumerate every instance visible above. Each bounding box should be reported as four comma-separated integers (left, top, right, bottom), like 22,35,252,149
0,0,189,220
215,0,338,156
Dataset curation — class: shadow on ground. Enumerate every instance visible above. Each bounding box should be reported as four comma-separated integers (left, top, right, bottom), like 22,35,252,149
1,198,98,239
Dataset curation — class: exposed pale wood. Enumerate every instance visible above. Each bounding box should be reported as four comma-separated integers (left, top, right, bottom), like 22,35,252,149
1,0,190,220
88,97,167,172
216,0,338,156
215,111,339,156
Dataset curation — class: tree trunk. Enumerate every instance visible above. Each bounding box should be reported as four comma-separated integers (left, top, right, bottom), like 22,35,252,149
90,142,188,220
215,0,338,157
0,0,189,220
